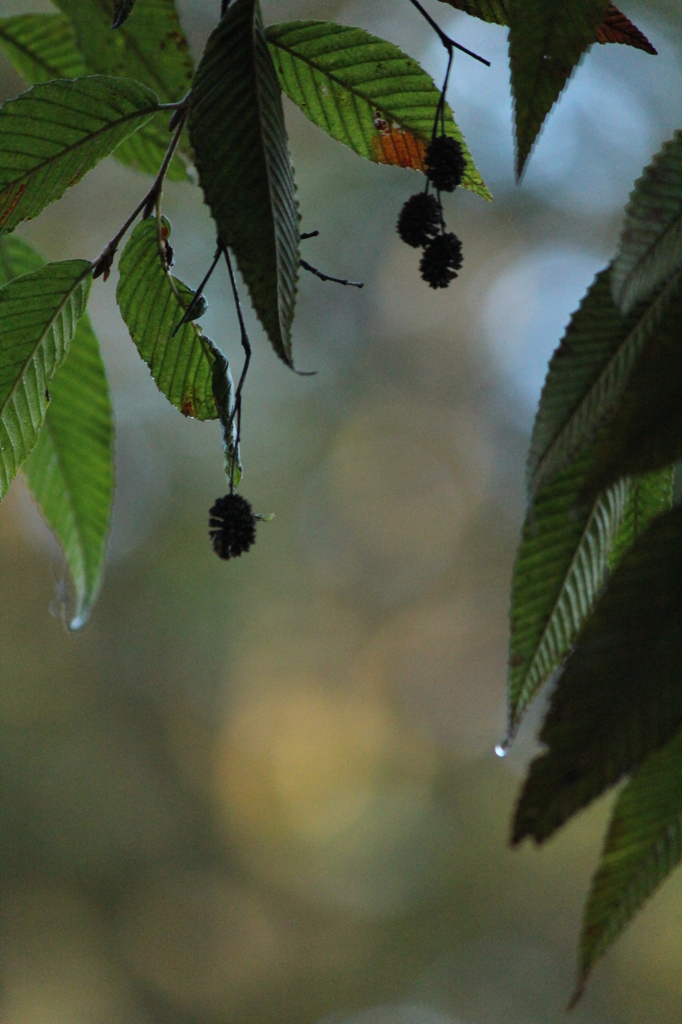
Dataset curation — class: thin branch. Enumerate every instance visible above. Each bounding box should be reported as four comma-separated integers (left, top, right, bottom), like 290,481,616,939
300,258,363,289
172,243,222,335
406,0,491,65
300,230,320,240
91,102,190,279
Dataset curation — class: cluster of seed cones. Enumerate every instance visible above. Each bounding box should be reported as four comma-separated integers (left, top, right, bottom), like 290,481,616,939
397,135,465,288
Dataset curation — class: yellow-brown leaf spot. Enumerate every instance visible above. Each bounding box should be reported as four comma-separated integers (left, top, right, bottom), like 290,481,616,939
372,128,427,170
181,396,195,417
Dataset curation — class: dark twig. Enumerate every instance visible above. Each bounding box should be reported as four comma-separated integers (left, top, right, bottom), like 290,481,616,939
92,102,190,279
300,230,320,240
406,0,490,65
300,258,363,289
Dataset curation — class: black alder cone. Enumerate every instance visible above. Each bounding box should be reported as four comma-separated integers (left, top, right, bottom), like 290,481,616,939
209,493,256,559
397,192,440,247
425,136,466,192
420,232,463,289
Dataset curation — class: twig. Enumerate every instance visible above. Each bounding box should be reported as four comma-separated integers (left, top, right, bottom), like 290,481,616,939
300,230,320,240
406,0,490,65
172,243,222,335
92,101,190,279
300,258,363,288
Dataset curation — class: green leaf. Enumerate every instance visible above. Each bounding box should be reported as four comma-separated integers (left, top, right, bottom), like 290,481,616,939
611,130,682,315
0,259,91,499
112,0,139,29
117,217,219,420
266,21,491,201
0,14,86,82
508,0,611,177
508,452,629,737
0,76,161,236
24,314,113,630
189,0,299,366
117,217,241,484
52,0,193,180
528,266,682,496
513,504,682,846
572,726,682,1003
0,235,113,629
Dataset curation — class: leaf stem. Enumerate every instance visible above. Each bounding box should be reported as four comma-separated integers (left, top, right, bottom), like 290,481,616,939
406,0,490,66
300,258,363,289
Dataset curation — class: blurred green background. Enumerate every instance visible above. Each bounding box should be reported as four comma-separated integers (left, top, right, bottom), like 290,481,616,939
1,1,682,1021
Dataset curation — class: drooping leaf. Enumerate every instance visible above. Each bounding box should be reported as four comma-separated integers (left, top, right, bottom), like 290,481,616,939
529,266,682,495
611,131,682,315
189,0,299,366
0,14,86,82
508,0,612,177
24,313,113,630
513,504,682,846
117,217,219,420
0,235,114,629
117,217,241,484
0,76,161,236
112,0,139,29
508,451,628,737
0,259,91,499
53,0,193,180
438,0,656,55
571,726,682,1003
266,21,490,200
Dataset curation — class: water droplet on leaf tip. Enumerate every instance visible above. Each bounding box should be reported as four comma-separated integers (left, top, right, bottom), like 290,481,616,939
494,741,509,758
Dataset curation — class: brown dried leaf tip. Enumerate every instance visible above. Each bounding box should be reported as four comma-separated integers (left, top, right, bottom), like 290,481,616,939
209,493,256,560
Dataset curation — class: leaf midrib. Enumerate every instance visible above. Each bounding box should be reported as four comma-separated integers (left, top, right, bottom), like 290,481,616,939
268,30,441,140
0,93,160,196
0,266,89,420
